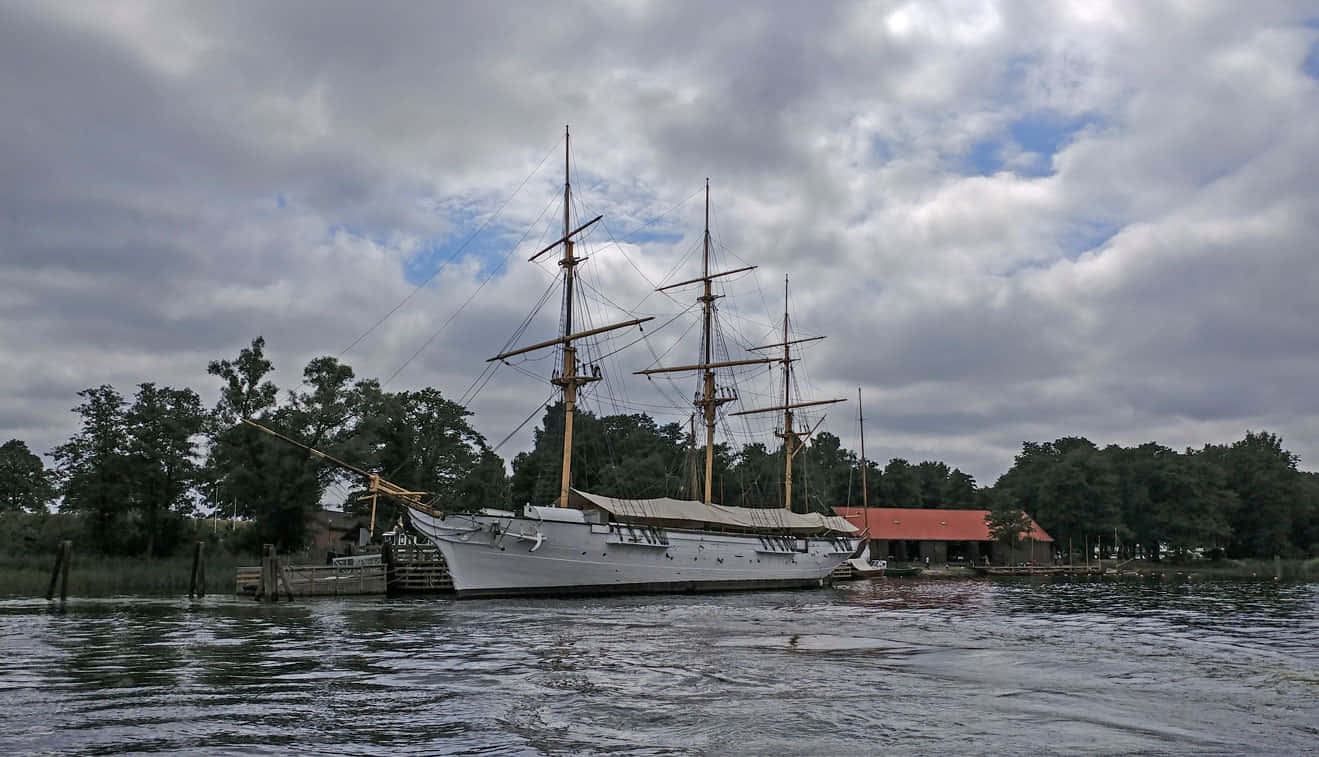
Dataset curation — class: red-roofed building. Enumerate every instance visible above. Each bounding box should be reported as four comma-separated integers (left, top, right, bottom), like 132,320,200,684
833,507,1054,565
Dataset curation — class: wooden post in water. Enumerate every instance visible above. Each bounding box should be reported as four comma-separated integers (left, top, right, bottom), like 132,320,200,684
1275,554,1281,581
188,541,206,598
59,541,71,600
258,543,278,602
46,540,72,601
45,542,63,600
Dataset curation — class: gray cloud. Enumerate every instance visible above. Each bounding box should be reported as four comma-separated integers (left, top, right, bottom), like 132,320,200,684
2,0,1318,488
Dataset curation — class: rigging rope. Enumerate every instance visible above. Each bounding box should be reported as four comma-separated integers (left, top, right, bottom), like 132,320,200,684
492,392,557,453
340,134,564,357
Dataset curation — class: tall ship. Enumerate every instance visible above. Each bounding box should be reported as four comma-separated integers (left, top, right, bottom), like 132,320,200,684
246,129,857,598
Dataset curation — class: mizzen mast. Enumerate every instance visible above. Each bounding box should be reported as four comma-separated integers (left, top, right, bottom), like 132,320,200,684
634,180,770,504
489,126,652,507
730,276,845,512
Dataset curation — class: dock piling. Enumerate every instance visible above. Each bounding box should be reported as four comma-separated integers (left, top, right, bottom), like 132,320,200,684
256,543,280,602
189,541,206,598
46,540,72,601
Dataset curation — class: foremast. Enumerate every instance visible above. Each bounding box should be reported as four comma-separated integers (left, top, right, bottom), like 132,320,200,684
489,126,652,507
634,180,770,504
858,386,870,537
731,276,845,512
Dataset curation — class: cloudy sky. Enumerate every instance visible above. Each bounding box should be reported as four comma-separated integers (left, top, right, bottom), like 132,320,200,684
3,0,1318,487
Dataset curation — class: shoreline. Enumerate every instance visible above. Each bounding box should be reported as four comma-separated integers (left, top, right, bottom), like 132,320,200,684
914,558,1319,581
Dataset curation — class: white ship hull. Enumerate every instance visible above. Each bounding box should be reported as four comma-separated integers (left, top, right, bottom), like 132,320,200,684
409,506,856,598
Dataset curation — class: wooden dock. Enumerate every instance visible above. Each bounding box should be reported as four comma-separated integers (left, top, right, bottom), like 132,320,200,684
972,565,1106,576
235,541,453,599
235,562,387,597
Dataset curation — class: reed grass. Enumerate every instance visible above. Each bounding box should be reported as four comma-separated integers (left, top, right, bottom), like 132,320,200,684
0,550,248,598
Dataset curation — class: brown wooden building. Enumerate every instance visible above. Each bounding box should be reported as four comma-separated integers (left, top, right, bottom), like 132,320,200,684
833,507,1054,565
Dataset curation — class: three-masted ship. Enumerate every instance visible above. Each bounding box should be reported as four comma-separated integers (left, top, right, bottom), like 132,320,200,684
404,129,857,597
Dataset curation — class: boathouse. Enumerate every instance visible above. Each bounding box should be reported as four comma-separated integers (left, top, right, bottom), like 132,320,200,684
832,507,1054,565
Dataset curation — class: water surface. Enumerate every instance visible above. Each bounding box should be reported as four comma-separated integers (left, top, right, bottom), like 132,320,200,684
2,578,1316,755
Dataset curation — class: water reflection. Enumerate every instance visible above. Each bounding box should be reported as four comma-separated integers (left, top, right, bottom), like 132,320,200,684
0,581,1315,755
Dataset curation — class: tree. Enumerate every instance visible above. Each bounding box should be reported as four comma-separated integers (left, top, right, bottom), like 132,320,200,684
915,460,950,509
878,458,922,508
510,402,572,507
52,385,133,551
1036,441,1120,555
985,495,1035,555
1208,431,1303,558
203,339,323,552
993,437,1120,555
0,439,55,513
354,387,508,525
510,404,685,506
123,383,206,557
207,336,278,427
1295,472,1319,557
1109,443,1232,561
944,468,978,509
726,441,783,508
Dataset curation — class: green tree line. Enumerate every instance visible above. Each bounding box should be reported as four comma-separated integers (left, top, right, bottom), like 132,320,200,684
2,336,1316,560
992,434,1319,560
0,337,505,556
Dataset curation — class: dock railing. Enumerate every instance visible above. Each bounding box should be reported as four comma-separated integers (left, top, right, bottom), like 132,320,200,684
235,561,387,597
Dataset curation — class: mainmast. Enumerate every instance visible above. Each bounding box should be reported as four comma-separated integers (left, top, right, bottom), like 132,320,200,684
731,276,845,512
490,126,652,507
635,180,769,504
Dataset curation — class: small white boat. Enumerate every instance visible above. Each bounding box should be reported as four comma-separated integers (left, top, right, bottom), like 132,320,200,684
845,544,886,578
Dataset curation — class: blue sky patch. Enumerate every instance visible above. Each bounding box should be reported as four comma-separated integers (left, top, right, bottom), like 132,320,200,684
402,225,520,286
871,137,893,164
1061,218,1122,259
1010,112,1100,159
963,112,1101,178
1303,39,1319,80
967,140,1004,175
324,220,520,286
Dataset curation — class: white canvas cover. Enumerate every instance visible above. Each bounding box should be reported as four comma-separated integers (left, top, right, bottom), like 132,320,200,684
568,489,858,535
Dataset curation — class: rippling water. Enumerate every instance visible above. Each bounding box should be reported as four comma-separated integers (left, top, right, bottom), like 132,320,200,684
2,579,1316,755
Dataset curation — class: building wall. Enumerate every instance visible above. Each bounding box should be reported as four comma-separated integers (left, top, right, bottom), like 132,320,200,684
868,538,1054,565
